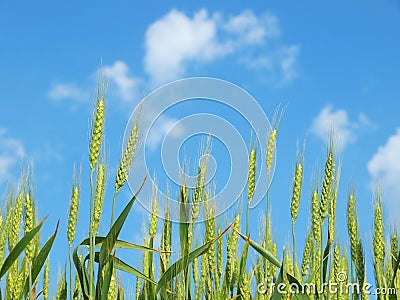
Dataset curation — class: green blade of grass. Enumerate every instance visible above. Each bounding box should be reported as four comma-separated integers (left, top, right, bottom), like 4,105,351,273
237,231,309,299
113,256,156,285
73,245,90,300
100,257,114,300
79,236,160,253
22,220,59,298
0,216,46,280
91,252,157,285
271,251,286,300
97,175,146,293
287,274,310,299
236,230,281,268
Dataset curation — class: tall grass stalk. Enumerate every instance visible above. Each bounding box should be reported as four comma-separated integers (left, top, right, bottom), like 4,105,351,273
88,76,106,299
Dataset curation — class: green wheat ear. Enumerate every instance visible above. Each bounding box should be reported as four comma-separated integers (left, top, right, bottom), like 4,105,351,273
329,163,340,243
115,119,139,194
290,162,303,223
24,192,35,261
320,142,335,221
301,231,312,279
347,192,359,269
92,163,106,236
149,186,158,240
67,167,81,247
266,106,284,179
373,191,385,266
161,187,172,269
43,258,50,300
311,190,321,243
390,231,398,272
89,77,106,170
56,269,67,300
247,146,256,204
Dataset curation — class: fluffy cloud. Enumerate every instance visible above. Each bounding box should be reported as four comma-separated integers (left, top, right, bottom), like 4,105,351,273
311,105,371,152
144,9,298,85
367,129,400,193
103,61,141,103
224,10,280,44
279,45,300,84
49,61,141,106
146,115,185,150
48,83,89,102
144,9,232,85
50,9,300,106
0,128,25,183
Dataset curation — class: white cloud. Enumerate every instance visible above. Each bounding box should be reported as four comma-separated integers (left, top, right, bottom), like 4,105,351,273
103,61,141,103
368,129,400,188
49,61,141,106
0,128,25,183
146,116,185,150
144,9,232,85
279,45,300,84
310,105,372,152
224,10,280,45
144,9,297,86
48,83,89,102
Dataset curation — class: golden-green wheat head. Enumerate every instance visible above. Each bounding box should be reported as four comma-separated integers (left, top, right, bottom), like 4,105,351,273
149,187,158,240
135,276,141,300
266,107,284,178
9,192,24,249
333,243,340,285
43,259,50,300
24,192,35,261
290,161,303,223
93,163,105,236
347,192,359,268
67,184,80,247
226,214,240,288
89,90,105,170
373,193,385,268
56,269,67,300
301,231,312,279
266,129,277,176
11,264,25,299
142,236,149,277
311,190,321,243
320,147,334,221
161,195,172,268
193,242,199,288
390,231,398,272
191,144,209,222
204,194,216,275
247,147,257,204
217,226,223,284
115,121,139,193
0,196,13,263
329,164,340,242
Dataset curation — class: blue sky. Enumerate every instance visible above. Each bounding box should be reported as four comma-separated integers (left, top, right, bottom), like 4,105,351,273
1,0,400,294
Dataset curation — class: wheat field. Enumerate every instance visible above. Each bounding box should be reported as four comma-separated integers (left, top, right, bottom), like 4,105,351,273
0,79,398,300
